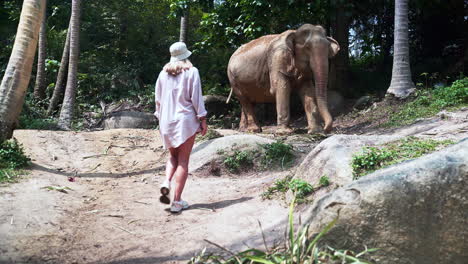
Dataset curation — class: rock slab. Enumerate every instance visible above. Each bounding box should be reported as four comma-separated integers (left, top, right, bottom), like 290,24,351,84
189,135,273,172
303,138,468,264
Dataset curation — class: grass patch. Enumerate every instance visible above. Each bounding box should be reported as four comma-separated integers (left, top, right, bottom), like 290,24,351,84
260,141,295,169
262,175,330,204
0,139,30,183
190,198,375,264
384,77,468,127
352,136,454,179
223,150,254,173
219,141,295,174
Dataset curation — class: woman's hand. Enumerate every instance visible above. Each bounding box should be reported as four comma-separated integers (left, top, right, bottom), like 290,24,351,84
200,119,208,136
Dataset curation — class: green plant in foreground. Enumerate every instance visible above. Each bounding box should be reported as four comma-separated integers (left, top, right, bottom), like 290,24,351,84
0,139,30,183
260,141,295,169
189,197,376,264
385,77,468,127
223,150,254,173
352,137,454,179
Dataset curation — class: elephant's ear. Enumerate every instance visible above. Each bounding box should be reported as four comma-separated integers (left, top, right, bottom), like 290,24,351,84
283,31,296,76
327,37,340,58
285,31,296,51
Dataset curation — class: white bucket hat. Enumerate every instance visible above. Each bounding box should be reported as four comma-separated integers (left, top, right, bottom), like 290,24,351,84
169,42,192,62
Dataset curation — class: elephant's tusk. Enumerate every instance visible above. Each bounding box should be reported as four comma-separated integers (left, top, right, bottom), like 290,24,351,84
226,88,233,104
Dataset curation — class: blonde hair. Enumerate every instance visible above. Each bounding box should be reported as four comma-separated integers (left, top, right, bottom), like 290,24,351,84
163,59,193,76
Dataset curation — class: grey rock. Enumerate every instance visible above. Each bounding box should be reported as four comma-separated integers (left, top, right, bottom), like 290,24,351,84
302,138,468,264
293,135,400,189
103,111,156,129
353,95,374,110
189,134,273,172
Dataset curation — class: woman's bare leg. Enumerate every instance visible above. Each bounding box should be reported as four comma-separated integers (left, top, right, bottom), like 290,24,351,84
165,148,178,182
173,134,196,202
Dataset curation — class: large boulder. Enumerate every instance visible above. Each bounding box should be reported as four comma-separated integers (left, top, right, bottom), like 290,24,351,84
103,111,156,129
293,135,400,189
189,135,273,172
302,138,468,264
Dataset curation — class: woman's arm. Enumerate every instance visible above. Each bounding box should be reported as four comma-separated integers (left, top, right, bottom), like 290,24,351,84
154,74,162,119
189,68,207,120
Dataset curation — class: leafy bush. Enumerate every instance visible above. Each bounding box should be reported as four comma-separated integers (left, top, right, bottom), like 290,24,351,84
386,77,468,127
260,141,295,169
0,139,30,183
352,137,453,179
0,139,30,169
288,179,314,200
319,175,330,187
223,150,254,173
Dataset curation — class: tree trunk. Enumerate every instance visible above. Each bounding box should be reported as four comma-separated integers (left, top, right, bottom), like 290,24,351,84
0,0,46,142
58,0,81,130
329,4,350,96
179,10,189,43
387,0,415,98
33,0,48,101
47,26,70,116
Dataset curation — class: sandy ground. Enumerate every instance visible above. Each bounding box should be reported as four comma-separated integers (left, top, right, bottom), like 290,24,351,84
0,129,292,264
1,108,467,264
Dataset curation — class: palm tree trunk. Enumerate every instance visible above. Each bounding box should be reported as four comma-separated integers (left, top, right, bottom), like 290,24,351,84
329,5,350,96
179,10,189,43
33,0,48,101
387,0,415,98
0,0,46,142
47,26,70,116
58,0,81,130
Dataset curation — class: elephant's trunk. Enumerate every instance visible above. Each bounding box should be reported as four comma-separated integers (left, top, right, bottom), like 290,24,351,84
311,51,333,133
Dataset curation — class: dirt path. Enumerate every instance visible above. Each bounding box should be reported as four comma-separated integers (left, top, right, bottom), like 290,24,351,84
1,109,466,263
1,129,290,264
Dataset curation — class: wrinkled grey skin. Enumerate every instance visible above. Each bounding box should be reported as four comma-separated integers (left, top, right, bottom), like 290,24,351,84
227,24,340,133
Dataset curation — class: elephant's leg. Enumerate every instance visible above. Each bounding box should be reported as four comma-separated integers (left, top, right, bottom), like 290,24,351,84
239,99,261,132
298,81,320,134
271,73,293,134
239,106,248,131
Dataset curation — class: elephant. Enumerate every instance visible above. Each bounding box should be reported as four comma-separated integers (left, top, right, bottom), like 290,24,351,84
227,24,340,134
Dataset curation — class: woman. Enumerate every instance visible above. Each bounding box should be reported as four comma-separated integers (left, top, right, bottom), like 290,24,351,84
154,42,207,213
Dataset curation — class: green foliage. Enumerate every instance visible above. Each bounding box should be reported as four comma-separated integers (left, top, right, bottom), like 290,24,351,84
0,139,30,183
223,150,254,173
288,179,314,200
319,175,330,187
19,96,58,130
352,137,454,179
262,176,313,202
189,199,375,264
261,175,292,199
260,141,294,169
385,77,468,127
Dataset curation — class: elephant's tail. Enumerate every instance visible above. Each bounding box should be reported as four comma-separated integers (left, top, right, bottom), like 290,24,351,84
226,88,233,104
